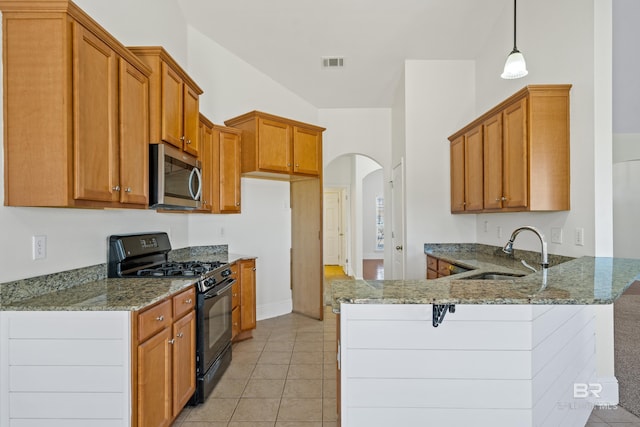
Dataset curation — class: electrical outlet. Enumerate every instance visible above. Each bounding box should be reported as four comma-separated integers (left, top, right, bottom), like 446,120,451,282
551,227,563,244
32,235,46,260
574,228,585,246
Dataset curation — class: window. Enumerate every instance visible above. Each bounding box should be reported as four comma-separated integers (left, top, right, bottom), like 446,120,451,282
375,195,384,250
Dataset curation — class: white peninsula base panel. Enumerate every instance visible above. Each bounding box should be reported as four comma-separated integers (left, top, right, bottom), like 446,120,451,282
0,311,131,427
339,303,598,427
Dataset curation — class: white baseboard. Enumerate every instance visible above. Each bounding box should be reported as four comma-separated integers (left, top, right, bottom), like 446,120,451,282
257,299,293,321
594,376,619,406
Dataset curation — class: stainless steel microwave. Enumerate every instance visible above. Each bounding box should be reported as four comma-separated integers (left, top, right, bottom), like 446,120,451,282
149,143,202,210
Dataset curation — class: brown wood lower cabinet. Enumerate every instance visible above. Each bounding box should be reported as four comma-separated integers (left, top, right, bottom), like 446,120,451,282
133,287,196,427
426,255,469,279
232,258,257,342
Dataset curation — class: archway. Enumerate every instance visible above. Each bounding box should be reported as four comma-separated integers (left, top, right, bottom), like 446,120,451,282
323,153,384,280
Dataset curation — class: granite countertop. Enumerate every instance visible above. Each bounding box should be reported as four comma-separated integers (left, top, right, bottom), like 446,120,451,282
330,244,640,312
0,250,255,312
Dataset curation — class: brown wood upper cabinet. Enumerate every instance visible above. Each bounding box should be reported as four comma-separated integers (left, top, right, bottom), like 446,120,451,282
224,111,325,179
199,115,242,214
448,85,571,213
0,0,151,208
128,46,203,158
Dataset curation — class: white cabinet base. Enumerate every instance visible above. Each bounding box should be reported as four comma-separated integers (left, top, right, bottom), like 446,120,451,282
1,311,131,426
339,304,600,427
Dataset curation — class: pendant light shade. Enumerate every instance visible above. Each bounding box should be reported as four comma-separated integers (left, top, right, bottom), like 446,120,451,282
501,0,528,79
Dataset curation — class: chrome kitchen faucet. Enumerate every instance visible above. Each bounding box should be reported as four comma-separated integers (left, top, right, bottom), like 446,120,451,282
502,226,549,270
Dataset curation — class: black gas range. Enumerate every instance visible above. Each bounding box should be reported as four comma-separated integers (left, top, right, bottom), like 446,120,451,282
107,232,231,293
107,232,234,405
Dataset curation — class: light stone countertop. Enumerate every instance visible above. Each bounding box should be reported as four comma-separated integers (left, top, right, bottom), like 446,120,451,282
0,250,255,312
330,244,640,313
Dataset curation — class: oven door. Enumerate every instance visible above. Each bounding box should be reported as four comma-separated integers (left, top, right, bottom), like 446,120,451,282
197,280,234,373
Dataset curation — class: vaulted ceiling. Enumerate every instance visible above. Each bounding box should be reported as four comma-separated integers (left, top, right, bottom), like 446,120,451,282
178,0,508,108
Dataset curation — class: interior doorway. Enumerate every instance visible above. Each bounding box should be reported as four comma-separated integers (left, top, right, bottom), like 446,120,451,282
323,154,384,280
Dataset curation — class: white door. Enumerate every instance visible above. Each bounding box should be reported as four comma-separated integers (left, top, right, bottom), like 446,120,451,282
324,189,342,265
391,162,405,279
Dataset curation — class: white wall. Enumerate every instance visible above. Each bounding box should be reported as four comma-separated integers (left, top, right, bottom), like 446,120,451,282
402,60,477,280
471,0,605,259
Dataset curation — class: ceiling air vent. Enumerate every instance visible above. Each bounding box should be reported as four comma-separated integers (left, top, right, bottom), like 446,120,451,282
322,57,344,68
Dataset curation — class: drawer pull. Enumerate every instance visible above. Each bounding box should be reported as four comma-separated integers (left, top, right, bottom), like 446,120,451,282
156,315,164,321
185,298,192,304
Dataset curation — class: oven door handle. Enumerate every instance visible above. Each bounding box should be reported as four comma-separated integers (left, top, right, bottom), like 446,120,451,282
203,279,236,299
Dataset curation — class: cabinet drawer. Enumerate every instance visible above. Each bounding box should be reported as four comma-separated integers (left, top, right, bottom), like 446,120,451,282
173,287,196,319
232,281,240,309
138,300,172,342
426,256,437,271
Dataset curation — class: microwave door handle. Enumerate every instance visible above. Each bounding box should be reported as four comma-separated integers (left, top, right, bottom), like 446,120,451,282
188,167,202,201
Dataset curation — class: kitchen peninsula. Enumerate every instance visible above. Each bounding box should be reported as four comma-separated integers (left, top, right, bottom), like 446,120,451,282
332,244,640,427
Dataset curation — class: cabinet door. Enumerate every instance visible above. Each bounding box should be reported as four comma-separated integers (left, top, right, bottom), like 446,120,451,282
183,85,200,157
292,126,321,176
199,119,217,212
72,24,119,203
464,125,484,211
172,311,196,417
450,135,466,213
239,259,256,331
138,327,172,427
119,59,149,205
257,118,291,172
161,62,184,149
483,113,503,210
219,130,241,213
502,99,528,209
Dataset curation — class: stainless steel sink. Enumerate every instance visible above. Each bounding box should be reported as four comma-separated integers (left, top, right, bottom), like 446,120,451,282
459,272,526,280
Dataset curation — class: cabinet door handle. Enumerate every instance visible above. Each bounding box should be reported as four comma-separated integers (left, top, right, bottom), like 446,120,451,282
236,202,240,206
125,187,132,193
156,315,164,321
252,268,256,271
177,332,184,338
185,298,192,304
112,185,120,191
168,339,175,345
180,136,185,142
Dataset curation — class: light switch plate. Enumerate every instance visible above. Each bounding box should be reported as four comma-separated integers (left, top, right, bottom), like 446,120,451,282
551,227,563,244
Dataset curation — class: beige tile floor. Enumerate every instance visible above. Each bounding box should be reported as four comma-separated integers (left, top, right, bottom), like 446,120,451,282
173,305,338,427
172,305,640,427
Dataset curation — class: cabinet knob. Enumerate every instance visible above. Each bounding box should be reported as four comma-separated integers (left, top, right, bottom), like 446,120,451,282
295,164,299,167
125,187,132,193
180,136,185,142
185,298,192,304
287,163,291,167
112,185,120,191
168,339,175,345
156,315,164,321
236,202,240,206
252,268,256,271
177,332,184,338
186,139,192,145
501,196,507,201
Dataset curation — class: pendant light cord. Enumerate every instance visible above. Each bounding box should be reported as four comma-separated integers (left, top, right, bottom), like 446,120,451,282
513,0,518,50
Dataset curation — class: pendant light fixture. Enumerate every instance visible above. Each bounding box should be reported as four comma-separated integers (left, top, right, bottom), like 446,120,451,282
501,0,528,79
